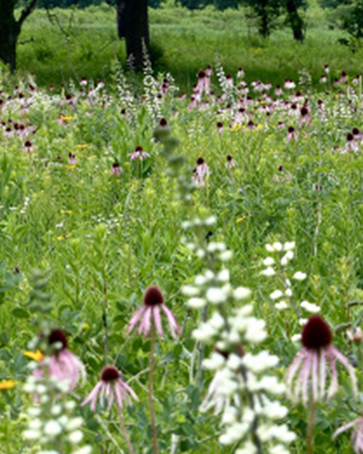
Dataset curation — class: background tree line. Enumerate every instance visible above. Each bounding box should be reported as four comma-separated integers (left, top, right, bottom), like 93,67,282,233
2,0,363,76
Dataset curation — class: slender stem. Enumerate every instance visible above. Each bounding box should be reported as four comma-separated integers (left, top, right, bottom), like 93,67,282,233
149,323,159,454
118,408,136,454
307,399,316,454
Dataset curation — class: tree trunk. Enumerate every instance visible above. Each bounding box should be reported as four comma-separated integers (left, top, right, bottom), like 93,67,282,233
117,0,150,71
286,0,304,41
116,0,126,38
0,1,21,71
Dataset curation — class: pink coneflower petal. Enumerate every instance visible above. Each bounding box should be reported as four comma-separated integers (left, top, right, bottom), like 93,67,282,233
81,382,103,411
301,354,312,405
311,350,319,401
326,350,338,399
334,419,360,438
153,305,164,337
139,306,152,337
286,349,306,393
319,350,326,399
330,345,358,395
114,382,124,409
128,306,147,334
161,304,181,338
122,381,139,401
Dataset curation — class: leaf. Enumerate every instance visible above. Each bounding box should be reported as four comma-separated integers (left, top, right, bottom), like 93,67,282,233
12,307,30,319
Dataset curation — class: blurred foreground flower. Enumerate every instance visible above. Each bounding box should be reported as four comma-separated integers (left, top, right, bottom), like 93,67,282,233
286,316,357,405
0,380,18,391
33,328,86,392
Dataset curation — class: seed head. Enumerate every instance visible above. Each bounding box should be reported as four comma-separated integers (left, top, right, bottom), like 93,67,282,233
48,329,68,350
144,286,164,307
301,316,332,350
101,365,120,382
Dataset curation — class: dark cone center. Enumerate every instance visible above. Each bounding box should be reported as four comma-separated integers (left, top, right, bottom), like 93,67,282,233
48,329,68,350
301,316,332,350
144,286,164,306
101,365,120,382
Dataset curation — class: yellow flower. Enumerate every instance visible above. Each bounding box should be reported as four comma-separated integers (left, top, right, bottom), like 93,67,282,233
57,233,72,241
256,124,263,130
61,210,72,215
0,380,19,391
60,115,73,122
81,322,90,331
230,123,242,132
76,144,88,149
67,165,76,170
23,349,44,362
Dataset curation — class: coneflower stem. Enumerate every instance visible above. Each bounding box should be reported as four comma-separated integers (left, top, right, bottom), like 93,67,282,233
149,323,159,454
117,408,136,454
307,399,316,454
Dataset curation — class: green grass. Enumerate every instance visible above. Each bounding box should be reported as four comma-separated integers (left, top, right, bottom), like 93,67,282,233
15,2,363,92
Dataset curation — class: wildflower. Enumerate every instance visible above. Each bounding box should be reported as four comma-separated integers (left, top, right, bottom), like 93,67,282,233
23,140,34,153
334,416,363,453
24,349,44,361
33,329,86,392
293,271,307,281
68,153,77,165
128,145,150,161
128,286,180,338
82,365,138,411
110,162,123,176
300,301,320,314
347,327,363,343
226,155,235,169
299,106,311,127
196,157,209,178
287,126,298,142
0,380,19,391
286,316,357,405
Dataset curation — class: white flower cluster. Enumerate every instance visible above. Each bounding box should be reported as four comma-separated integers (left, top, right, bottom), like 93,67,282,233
261,241,320,318
182,230,295,453
22,372,91,454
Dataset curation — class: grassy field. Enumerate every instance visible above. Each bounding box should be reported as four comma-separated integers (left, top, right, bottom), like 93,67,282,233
1,56,363,452
15,2,363,92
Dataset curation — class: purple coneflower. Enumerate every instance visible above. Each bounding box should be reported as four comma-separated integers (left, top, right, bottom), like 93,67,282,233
287,126,298,142
299,106,311,127
68,152,77,165
128,286,180,338
82,365,137,454
286,316,357,405
196,157,210,178
111,162,123,176
128,145,150,161
226,155,235,169
34,329,86,392
82,365,138,411
23,140,34,153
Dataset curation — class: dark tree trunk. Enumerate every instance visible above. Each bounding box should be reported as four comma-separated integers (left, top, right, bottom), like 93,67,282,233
286,0,304,41
0,0,38,71
0,1,21,71
116,0,126,38
116,0,150,71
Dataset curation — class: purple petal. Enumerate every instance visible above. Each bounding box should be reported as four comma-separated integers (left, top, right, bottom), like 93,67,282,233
161,304,181,338
153,306,164,337
128,306,146,334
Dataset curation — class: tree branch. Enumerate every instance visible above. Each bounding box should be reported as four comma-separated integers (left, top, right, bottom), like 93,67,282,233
18,0,39,27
